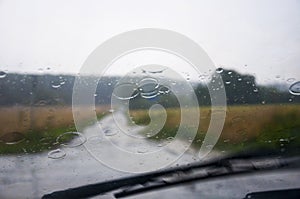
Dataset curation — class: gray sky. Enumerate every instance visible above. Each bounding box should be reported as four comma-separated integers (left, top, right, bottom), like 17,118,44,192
0,0,299,84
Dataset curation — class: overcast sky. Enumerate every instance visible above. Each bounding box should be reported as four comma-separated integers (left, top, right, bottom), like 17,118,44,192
0,0,299,84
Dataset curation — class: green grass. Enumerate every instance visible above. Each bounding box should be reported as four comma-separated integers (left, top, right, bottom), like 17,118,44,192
133,105,300,155
202,110,300,155
252,110,300,154
0,125,77,154
0,112,107,155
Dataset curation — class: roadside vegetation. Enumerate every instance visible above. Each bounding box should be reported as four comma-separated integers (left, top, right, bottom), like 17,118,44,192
0,68,299,155
0,105,108,154
130,104,300,154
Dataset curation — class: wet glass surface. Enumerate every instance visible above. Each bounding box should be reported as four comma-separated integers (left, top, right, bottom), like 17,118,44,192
1,1,300,198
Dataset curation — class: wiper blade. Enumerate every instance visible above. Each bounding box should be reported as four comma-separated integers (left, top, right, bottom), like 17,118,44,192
115,156,300,198
42,149,300,199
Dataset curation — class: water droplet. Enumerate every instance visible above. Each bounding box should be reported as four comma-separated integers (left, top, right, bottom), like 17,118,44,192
108,109,114,113
112,83,139,100
87,136,102,145
289,81,300,95
137,147,148,153
146,68,166,74
48,149,66,159
104,129,117,136
157,143,163,147
253,88,258,93
51,82,62,89
138,78,159,91
287,78,295,83
56,132,86,148
51,77,66,89
167,137,174,142
140,91,159,99
196,139,202,143
225,81,231,85
158,86,170,94
138,78,159,98
237,78,242,81
199,73,210,81
216,68,223,73
94,93,98,97
0,71,7,78
228,71,232,75
0,132,25,145
35,100,47,106
275,75,280,79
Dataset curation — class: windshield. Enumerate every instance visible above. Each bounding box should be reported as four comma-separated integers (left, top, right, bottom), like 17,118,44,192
1,0,300,199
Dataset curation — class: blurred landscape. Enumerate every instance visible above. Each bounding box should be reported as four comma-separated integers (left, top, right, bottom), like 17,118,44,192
0,68,299,155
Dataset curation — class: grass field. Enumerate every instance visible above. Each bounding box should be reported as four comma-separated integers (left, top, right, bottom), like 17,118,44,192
0,105,109,136
0,104,299,154
0,105,109,154
130,104,300,153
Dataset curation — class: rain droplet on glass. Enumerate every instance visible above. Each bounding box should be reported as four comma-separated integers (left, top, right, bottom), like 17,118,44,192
287,78,296,83
0,132,25,145
138,77,159,99
56,132,86,148
216,68,223,74
87,136,102,145
104,129,117,136
112,83,139,100
0,71,7,78
289,81,300,96
48,149,66,159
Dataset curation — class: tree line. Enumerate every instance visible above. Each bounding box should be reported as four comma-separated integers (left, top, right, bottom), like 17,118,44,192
0,69,298,107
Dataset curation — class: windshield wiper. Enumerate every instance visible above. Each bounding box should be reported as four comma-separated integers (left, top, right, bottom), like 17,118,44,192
42,149,300,199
